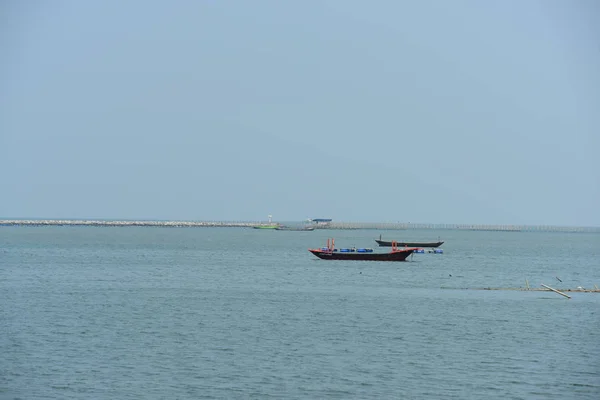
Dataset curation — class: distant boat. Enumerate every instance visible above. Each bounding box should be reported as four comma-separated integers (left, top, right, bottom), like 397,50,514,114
254,214,278,229
276,226,315,231
309,239,415,261
375,235,444,248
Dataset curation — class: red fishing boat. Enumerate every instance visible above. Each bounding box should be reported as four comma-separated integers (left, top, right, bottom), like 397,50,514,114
309,239,415,261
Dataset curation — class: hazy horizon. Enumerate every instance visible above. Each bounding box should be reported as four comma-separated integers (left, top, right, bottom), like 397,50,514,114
2,1,599,226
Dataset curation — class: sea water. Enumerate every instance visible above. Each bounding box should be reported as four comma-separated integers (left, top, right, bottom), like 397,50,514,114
1,226,599,399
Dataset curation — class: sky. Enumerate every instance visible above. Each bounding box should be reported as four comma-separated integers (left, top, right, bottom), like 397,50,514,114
1,0,599,226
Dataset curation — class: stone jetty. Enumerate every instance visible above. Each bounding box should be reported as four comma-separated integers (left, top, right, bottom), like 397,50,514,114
0,219,598,233
0,219,255,228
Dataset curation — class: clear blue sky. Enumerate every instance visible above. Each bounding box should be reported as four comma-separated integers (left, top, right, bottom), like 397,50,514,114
1,0,599,226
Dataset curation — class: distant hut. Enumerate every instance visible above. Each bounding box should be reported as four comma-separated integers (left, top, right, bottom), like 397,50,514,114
310,218,332,227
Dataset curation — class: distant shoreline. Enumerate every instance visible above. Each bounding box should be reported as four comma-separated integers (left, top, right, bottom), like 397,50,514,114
0,219,598,233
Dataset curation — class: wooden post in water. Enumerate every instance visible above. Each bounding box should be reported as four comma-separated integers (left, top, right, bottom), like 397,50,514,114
541,284,571,299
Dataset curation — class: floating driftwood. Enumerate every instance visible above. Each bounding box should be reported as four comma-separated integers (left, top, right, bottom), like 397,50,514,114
541,284,571,299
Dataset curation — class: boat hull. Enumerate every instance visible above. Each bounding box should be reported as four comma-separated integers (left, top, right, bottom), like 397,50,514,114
276,227,315,231
253,225,279,229
309,248,414,261
375,240,444,248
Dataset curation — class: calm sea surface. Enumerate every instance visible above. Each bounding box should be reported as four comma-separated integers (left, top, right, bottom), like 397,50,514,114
1,226,599,399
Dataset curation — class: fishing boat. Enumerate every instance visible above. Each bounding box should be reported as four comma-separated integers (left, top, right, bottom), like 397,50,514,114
375,239,444,247
309,239,415,261
375,235,444,248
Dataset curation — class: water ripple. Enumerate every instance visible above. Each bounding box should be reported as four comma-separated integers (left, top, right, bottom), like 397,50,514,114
1,227,599,399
